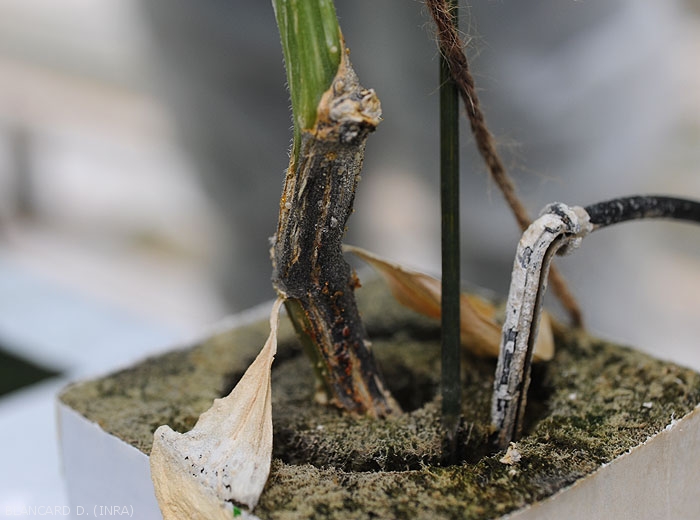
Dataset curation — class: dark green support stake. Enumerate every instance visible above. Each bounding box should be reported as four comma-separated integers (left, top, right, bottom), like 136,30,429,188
439,0,462,458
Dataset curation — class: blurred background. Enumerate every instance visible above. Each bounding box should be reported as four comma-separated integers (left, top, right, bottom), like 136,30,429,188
1,0,700,511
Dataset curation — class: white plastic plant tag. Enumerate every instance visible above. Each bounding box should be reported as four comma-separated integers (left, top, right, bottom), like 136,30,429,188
150,297,284,519
345,245,553,361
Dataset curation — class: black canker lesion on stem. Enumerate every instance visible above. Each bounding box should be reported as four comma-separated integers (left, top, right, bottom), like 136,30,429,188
271,48,400,417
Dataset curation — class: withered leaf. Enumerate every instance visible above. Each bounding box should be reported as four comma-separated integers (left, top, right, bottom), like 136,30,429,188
345,245,553,361
150,297,284,519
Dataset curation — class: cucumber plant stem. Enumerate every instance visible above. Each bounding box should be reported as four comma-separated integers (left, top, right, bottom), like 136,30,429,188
271,0,399,416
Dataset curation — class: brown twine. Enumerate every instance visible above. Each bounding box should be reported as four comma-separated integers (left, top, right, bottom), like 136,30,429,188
426,0,583,327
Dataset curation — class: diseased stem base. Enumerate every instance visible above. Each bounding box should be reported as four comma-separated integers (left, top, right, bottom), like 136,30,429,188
271,48,398,416
283,292,397,416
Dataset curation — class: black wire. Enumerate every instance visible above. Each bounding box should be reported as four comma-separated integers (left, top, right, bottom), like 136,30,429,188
585,195,700,229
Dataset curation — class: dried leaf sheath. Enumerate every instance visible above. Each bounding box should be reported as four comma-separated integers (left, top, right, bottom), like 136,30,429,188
272,47,399,417
150,298,284,518
344,245,554,362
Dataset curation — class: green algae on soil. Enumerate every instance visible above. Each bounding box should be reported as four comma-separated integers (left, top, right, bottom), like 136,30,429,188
59,279,700,519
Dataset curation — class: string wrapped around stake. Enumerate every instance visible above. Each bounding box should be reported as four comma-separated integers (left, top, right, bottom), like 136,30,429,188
492,195,700,449
424,0,584,327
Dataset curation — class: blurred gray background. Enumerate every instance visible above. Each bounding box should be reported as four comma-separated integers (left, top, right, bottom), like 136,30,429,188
1,0,700,510
1,0,700,375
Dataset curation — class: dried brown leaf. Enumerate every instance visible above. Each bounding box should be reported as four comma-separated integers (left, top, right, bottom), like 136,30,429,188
345,245,553,361
149,298,284,519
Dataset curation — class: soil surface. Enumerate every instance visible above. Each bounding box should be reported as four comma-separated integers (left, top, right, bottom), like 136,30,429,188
60,279,700,519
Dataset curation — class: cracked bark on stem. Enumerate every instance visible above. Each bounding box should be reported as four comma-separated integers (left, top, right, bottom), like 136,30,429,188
425,0,583,327
271,49,399,417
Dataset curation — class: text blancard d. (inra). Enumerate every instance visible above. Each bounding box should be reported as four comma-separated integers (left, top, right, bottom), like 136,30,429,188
5,505,134,517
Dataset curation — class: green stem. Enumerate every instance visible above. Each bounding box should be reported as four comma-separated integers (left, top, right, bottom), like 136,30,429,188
439,0,462,453
272,0,341,160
